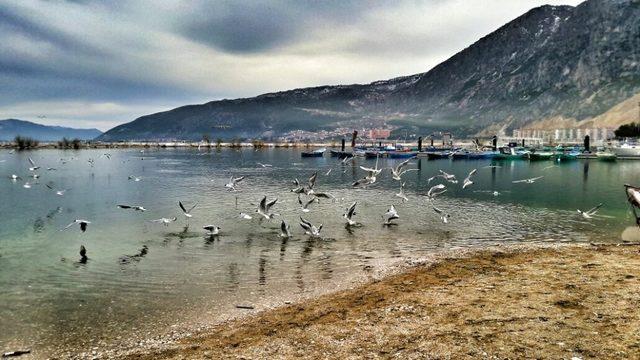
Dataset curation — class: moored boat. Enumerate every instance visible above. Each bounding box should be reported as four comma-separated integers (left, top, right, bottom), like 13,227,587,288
301,148,326,157
387,151,418,159
596,151,617,161
527,149,554,161
612,143,640,158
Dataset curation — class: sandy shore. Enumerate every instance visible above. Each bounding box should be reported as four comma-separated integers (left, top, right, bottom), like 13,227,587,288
105,243,640,360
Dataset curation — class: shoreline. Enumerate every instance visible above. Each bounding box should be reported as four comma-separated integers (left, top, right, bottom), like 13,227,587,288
72,242,640,359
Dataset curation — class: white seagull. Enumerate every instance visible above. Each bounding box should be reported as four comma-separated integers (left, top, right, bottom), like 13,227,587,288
390,157,417,181
179,201,198,219
149,217,177,226
577,203,603,219
28,157,40,171
383,205,399,226
343,202,358,226
438,170,458,184
280,220,292,238
426,184,447,200
239,212,253,220
128,175,141,182
298,194,316,213
432,205,450,224
512,176,544,184
395,182,409,202
299,217,322,237
62,219,91,232
462,169,477,189
256,196,278,220
225,176,245,191
257,162,272,168
46,184,69,196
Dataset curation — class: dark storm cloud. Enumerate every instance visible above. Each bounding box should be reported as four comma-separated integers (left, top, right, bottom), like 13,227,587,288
0,0,582,130
179,0,390,53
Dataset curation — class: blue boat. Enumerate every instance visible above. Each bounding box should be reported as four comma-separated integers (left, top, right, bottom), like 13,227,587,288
387,151,418,159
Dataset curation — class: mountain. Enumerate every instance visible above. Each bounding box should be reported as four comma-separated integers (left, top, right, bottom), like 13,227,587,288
99,0,640,141
0,119,102,141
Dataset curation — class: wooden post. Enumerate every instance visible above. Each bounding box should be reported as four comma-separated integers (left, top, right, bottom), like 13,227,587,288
351,131,358,148
417,136,423,152
584,135,590,152
492,135,497,151
341,138,345,151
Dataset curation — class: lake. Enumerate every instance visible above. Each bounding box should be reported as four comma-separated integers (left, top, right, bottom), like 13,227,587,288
0,148,636,356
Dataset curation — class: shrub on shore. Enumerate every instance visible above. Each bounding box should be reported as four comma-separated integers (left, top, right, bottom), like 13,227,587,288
14,136,39,150
57,138,83,149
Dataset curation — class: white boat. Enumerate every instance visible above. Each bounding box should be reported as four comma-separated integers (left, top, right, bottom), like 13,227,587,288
612,143,640,157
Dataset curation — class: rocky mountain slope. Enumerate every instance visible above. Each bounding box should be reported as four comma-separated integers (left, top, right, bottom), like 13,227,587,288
99,0,640,141
0,119,102,141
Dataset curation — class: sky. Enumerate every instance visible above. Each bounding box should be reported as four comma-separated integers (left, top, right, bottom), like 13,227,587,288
0,0,582,131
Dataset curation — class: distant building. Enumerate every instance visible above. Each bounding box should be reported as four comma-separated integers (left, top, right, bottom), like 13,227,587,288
367,129,391,139
512,127,614,145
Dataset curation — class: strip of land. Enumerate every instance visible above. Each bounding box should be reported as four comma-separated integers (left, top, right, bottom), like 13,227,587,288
119,244,640,359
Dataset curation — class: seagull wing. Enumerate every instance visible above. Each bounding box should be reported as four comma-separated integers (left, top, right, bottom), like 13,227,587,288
587,203,604,215
117,204,132,209
62,221,77,230
28,157,36,166
308,172,318,189
188,202,198,213
259,196,267,212
179,201,187,213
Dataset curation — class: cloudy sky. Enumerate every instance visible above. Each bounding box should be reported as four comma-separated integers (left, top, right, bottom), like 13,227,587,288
0,0,582,131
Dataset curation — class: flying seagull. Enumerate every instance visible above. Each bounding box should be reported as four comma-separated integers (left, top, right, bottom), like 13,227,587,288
512,176,544,184
149,217,177,226
280,220,292,238
577,203,603,219
355,155,382,186
306,171,318,195
225,176,245,191
128,175,141,182
117,204,147,211
62,219,91,232
425,184,447,201
383,205,399,226
299,216,322,237
462,169,477,189
179,201,197,219
298,194,316,213
46,184,69,196
256,196,278,220
438,170,457,184
390,157,417,181
343,202,358,226
432,205,450,224
28,157,40,171
395,182,409,202
257,162,272,168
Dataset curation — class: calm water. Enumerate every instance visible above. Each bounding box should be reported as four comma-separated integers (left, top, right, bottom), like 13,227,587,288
0,148,637,356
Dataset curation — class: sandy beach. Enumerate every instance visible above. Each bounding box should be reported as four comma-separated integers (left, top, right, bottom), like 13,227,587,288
105,243,640,360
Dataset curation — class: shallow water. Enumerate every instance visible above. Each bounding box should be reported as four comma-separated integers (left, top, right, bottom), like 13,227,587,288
0,148,636,356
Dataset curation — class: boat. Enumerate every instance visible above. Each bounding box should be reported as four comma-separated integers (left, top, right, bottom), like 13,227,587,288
387,151,418,159
451,150,498,160
596,151,617,161
423,151,452,160
555,150,581,161
612,143,640,158
330,149,352,157
527,148,554,161
301,148,326,157
494,147,529,160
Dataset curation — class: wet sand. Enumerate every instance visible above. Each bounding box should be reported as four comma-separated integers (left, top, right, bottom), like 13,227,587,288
110,243,640,359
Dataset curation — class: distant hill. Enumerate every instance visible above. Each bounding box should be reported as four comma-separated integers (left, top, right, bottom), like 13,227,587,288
98,0,640,141
0,119,102,141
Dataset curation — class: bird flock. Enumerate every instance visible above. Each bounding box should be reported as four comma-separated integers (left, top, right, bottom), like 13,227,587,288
2,150,610,263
